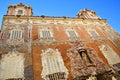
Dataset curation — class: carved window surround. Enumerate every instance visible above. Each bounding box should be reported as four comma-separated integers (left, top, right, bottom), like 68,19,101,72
39,28,54,41
7,28,24,45
99,44,120,65
66,28,79,41
41,48,68,80
88,29,99,37
0,50,24,80
9,30,23,39
15,7,25,16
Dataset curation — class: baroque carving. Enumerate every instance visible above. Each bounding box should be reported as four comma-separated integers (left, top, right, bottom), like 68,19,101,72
41,48,68,80
67,42,110,79
0,50,24,80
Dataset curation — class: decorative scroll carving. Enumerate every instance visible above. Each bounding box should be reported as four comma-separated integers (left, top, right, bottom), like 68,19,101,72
67,42,110,80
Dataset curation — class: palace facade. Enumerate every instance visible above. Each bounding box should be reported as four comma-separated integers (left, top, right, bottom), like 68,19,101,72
0,3,120,80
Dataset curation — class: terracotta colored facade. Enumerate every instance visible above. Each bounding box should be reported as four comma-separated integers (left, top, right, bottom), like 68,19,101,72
0,3,120,80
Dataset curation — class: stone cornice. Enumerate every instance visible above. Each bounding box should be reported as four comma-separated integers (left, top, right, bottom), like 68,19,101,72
3,15,107,21
2,15,107,26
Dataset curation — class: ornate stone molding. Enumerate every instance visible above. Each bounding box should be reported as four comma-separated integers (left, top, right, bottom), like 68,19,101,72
0,50,24,80
41,48,68,80
67,42,110,79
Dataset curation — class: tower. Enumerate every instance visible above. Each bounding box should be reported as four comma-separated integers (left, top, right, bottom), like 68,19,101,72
7,3,33,16
0,3,33,80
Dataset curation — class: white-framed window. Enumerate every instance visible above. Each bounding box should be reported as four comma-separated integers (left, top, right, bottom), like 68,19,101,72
9,30,22,39
41,48,68,80
18,10,23,15
0,51,24,80
99,45,120,65
39,29,54,41
105,29,120,49
88,30,99,37
7,29,24,45
66,29,79,41
15,8,25,15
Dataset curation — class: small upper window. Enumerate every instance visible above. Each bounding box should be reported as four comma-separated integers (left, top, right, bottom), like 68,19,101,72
18,10,23,15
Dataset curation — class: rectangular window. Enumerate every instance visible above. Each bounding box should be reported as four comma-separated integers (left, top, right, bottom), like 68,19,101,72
99,45,120,65
39,29,54,41
89,30,98,37
106,30,120,49
7,30,24,45
10,30,22,39
66,29,79,41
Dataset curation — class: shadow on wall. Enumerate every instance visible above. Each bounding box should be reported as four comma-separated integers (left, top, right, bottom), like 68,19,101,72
24,65,34,80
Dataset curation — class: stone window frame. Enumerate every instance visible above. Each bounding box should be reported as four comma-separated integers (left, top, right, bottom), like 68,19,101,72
0,50,24,80
9,29,23,39
18,10,23,15
15,8,25,15
99,44,120,65
87,29,99,38
41,48,68,80
65,28,79,41
39,27,54,41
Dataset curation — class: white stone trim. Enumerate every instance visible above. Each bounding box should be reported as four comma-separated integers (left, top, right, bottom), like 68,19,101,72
99,44,120,65
0,50,24,80
39,28,54,41
41,48,68,80
9,29,23,39
65,28,79,40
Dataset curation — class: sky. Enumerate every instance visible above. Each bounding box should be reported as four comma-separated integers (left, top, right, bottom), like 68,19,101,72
0,0,120,34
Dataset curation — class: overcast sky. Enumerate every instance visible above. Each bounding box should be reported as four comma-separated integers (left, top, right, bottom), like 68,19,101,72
0,0,120,33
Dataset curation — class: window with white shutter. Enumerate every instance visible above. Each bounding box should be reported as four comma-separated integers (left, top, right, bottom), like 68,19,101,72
89,30,98,37
39,29,54,41
7,29,23,45
66,29,79,41
10,30,22,39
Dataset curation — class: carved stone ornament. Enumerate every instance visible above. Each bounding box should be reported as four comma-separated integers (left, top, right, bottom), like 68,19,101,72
0,49,24,80
67,42,110,80
41,48,68,80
